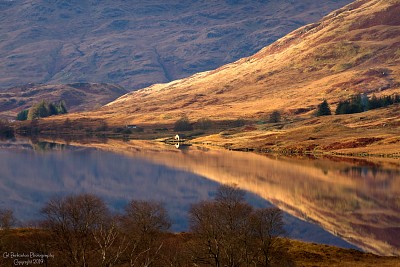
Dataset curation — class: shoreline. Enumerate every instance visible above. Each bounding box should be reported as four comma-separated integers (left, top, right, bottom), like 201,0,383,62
6,130,400,160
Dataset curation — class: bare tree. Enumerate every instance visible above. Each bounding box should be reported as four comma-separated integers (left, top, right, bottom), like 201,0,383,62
189,184,253,267
120,200,171,267
250,208,288,267
92,216,128,267
189,185,292,267
189,201,224,267
41,194,109,267
160,233,193,267
215,185,254,267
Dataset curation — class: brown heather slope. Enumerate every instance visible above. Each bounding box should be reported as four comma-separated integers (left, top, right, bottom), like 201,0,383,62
2,229,399,266
86,0,400,123
192,105,400,156
38,0,400,155
0,0,353,90
0,83,127,119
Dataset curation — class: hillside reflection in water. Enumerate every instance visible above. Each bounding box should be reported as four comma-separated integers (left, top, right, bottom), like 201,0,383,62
0,139,398,256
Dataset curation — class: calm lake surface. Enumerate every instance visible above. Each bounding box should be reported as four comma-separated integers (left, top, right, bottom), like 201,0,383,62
0,138,399,256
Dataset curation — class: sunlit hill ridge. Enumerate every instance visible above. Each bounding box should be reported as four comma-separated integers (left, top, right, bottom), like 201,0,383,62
90,0,400,123
33,0,400,155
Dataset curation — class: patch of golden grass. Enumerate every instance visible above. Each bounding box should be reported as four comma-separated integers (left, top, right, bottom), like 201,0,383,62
288,239,400,267
192,105,400,156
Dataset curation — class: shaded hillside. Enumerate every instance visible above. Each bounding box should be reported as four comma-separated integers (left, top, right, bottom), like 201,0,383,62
0,0,352,90
0,83,127,119
86,0,400,124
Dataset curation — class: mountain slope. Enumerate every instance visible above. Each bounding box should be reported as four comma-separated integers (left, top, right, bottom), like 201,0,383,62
0,0,353,90
92,0,400,124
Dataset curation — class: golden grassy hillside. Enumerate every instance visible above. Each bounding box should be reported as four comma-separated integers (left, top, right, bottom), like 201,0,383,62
192,105,400,156
34,0,400,155
85,0,400,124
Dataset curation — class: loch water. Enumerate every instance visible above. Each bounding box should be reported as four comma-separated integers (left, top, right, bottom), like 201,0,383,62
0,138,399,256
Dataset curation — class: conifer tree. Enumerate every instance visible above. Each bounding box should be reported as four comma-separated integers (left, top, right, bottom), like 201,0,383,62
316,100,331,116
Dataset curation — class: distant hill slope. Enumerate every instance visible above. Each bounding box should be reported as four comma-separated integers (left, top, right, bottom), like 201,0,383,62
0,83,127,119
90,0,400,124
0,0,352,90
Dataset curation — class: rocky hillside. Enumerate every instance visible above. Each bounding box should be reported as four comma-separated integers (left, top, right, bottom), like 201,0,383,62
0,83,127,119
0,0,352,90
91,0,400,124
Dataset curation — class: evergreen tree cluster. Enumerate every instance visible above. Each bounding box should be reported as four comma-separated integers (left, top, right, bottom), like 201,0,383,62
269,110,282,122
335,94,400,115
316,100,331,116
16,100,67,121
368,94,400,110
